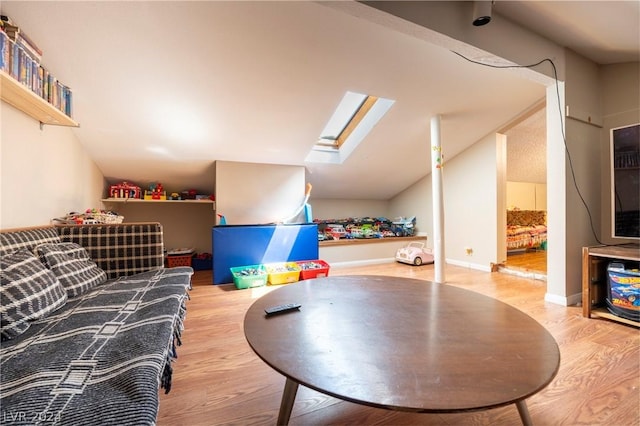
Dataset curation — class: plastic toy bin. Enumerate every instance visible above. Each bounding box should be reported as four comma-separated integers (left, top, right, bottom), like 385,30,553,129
297,260,330,280
606,262,640,322
230,265,268,290
265,262,301,285
166,254,193,268
192,253,212,271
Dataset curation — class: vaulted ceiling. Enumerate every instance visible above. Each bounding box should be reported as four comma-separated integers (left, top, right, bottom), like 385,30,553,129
2,1,638,199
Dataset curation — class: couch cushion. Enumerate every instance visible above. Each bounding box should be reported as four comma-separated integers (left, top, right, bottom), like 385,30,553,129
34,242,107,298
0,249,68,340
0,226,61,257
56,223,165,279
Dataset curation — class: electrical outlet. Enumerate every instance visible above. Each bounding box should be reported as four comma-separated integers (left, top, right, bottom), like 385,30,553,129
465,247,473,256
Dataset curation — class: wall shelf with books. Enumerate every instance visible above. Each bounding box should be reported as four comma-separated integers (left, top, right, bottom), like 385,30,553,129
0,70,78,127
1,16,77,127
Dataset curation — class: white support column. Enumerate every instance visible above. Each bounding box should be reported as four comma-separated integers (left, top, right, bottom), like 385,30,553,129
431,115,445,284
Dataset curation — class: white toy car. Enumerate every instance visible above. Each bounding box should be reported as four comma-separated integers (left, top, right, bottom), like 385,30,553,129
395,242,434,266
325,224,347,240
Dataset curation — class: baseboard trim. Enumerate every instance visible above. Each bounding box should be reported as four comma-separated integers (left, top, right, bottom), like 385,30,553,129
497,266,547,281
446,258,492,272
330,258,396,268
545,292,582,306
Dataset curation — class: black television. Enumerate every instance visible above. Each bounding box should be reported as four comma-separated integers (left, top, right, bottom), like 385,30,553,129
610,123,640,239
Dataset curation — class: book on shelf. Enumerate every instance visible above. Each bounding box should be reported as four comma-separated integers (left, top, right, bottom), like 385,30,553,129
15,34,42,63
0,16,73,119
0,16,42,62
10,40,20,80
0,30,7,72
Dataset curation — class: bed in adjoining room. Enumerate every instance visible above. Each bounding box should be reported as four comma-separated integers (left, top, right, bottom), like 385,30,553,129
506,209,547,251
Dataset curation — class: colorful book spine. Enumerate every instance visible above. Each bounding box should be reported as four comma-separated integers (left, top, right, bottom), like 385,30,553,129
0,30,7,72
19,46,28,85
15,34,41,64
10,41,19,79
42,67,49,100
2,15,74,119
38,65,44,99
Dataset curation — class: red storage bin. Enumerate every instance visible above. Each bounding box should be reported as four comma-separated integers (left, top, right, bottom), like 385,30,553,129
297,260,330,280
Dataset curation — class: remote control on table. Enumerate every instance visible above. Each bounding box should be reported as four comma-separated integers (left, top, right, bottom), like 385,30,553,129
265,303,301,316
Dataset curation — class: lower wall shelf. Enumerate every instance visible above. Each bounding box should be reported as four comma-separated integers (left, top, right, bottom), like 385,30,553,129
101,198,215,210
319,236,425,247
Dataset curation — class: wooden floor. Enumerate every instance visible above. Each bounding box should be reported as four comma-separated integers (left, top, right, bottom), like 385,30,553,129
504,250,547,275
157,263,639,426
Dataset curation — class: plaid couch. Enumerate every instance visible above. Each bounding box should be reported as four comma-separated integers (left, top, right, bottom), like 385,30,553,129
0,223,192,425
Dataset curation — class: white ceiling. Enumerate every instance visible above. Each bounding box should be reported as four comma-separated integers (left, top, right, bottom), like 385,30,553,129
2,1,638,200
493,0,640,65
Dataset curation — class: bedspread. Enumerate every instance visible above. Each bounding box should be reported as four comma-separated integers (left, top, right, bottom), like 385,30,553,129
507,224,547,250
0,267,191,426
506,210,547,250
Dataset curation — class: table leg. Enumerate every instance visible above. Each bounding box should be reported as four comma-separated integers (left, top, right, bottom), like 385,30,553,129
516,400,533,426
277,377,299,426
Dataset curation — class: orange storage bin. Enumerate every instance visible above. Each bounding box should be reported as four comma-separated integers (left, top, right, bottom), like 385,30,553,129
166,254,193,268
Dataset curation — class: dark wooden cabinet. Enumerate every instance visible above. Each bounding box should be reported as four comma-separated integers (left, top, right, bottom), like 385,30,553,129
582,244,639,327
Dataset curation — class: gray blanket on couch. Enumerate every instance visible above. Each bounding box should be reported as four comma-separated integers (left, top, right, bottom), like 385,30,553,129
0,267,191,426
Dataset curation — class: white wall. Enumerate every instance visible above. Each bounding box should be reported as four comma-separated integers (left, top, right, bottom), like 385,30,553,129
545,49,606,305
389,175,433,239
388,132,504,271
215,160,306,225
557,50,605,304
310,198,389,221
507,182,547,210
1,104,105,228
443,133,503,271
600,62,640,246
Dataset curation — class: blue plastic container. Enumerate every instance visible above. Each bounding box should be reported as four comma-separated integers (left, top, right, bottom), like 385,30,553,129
606,262,640,322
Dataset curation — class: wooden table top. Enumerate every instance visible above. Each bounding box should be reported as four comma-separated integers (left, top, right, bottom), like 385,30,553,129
244,275,560,413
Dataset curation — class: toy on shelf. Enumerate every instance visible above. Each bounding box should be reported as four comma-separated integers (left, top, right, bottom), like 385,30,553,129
144,182,166,200
391,216,416,237
53,209,124,225
315,216,417,240
109,181,141,199
325,224,347,240
181,189,197,200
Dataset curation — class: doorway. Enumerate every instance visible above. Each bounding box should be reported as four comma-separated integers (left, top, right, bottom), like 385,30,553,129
502,105,547,277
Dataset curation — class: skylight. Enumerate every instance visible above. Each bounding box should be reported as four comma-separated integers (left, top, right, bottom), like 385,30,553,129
306,91,394,164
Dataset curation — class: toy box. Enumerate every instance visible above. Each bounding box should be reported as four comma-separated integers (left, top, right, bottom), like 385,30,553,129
230,264,268,289
144,190,167,200
297,260,330,280
265,262,301,285
606,262,640,322
192,253,212,270
166,254,193,268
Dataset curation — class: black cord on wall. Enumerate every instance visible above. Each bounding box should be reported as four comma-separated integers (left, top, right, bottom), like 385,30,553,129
451,51,603,245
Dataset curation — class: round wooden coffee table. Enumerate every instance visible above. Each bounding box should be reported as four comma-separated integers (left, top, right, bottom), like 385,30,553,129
244,276,560,425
